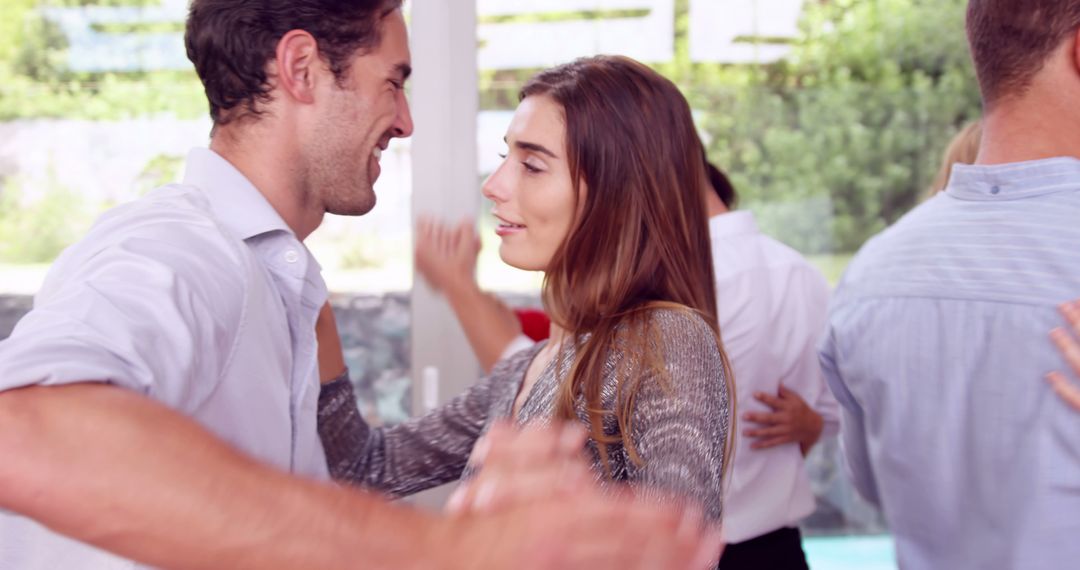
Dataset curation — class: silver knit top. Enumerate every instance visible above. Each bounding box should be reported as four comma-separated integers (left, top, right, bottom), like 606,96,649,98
317,308,730,521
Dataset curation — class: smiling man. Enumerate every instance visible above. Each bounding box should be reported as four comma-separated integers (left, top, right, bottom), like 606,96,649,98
0,1,719,568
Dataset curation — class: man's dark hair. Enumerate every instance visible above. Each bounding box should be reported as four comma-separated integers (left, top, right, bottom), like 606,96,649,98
185,0,403,125
966,0,1080,107
705,159,737,209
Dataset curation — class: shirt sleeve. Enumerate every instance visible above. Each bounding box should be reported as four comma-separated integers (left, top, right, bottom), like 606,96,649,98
317,352,527,497
497,333,536,363
623,309,730,522
0,210,245,409
819,318,881,507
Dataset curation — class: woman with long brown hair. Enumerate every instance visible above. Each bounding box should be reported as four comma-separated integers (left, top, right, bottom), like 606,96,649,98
318,55,734,524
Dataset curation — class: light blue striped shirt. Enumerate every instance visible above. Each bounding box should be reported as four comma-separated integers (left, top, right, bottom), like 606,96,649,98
820,158,1080,570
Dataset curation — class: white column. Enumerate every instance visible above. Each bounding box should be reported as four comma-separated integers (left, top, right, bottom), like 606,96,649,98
407,0,480,509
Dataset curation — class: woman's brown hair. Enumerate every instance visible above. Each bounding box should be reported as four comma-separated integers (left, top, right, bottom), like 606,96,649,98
521,55,735,473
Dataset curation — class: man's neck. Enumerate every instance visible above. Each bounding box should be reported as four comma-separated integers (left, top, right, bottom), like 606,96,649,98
977,92,1080,166
704,191,728,218
209,125,324,241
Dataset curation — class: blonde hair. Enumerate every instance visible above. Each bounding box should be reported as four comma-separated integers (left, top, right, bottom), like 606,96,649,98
928,121,982,197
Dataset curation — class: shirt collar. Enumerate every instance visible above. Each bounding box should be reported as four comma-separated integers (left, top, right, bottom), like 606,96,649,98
946,157,1080,201
182,147,293,241
708,210,759,238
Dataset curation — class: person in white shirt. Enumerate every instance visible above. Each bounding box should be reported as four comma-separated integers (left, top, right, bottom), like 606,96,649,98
412,156,839,570
702,161,839,570
0,1,721,568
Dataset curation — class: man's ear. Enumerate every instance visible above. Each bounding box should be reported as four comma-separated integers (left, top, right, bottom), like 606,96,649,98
274,29,321,105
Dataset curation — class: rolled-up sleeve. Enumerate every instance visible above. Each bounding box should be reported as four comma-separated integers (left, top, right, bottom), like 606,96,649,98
0,210,244,409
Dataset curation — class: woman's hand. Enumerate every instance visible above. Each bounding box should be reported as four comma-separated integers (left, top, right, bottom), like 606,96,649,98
1048,299,1080,411
414,217,481,295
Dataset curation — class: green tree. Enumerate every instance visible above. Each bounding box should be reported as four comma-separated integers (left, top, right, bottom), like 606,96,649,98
1,0,982,259
0,0,205,121
476,0,979,254
0,174,91,263
694,0,980,253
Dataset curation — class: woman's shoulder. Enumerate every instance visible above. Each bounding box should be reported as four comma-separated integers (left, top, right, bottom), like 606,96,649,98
603,304,723,376
640,305,717,347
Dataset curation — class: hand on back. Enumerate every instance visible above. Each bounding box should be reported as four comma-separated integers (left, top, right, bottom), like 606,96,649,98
1048,299,1080,411
742,385,824,454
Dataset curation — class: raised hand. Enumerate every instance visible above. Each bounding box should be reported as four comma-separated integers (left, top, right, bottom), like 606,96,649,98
414,217,481,294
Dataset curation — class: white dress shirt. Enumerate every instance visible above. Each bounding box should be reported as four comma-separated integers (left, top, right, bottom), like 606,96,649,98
711,211,840,544
0,148,329,568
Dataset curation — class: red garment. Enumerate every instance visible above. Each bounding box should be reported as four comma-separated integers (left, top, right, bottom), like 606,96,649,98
514,308,550,341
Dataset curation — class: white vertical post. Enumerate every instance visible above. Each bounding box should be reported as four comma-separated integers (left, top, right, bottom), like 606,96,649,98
408,0,480,510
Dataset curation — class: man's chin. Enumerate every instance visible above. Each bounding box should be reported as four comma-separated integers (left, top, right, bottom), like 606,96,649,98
326,192,376,217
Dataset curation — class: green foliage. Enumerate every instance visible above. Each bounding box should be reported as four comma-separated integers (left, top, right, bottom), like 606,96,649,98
478,0,980,254
340,240,387,270
0,70,207,121
134,153,184,196
45,0,162,6
0,0,39,63
479,9,649,25
11,6,69,82
0,174,92,263
691,0,980,253
0,0,983,261
0,0,205,121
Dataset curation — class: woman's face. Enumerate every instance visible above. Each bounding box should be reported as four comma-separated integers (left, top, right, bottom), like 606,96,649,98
482,94,581,272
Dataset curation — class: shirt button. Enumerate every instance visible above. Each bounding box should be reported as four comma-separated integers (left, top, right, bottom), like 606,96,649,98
990,185,1001,195
284,250,300,263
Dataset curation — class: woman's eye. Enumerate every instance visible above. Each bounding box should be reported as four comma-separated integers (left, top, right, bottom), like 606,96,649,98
497,152,507,159
522,162,541,174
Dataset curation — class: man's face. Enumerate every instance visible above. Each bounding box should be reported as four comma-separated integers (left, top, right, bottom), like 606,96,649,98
309,8,413,217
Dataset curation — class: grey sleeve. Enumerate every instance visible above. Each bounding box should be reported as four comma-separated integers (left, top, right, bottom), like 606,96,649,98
317,366,505,498
623,310,731,522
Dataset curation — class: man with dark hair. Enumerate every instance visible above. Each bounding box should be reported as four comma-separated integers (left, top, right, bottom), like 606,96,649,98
704,160,738,210
0,2,720,568
820,1,1080,568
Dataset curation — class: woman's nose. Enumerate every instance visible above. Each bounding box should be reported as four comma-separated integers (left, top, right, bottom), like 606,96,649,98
481,163,510,203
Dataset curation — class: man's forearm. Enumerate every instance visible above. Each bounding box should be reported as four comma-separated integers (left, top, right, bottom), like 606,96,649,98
0,383,445,569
